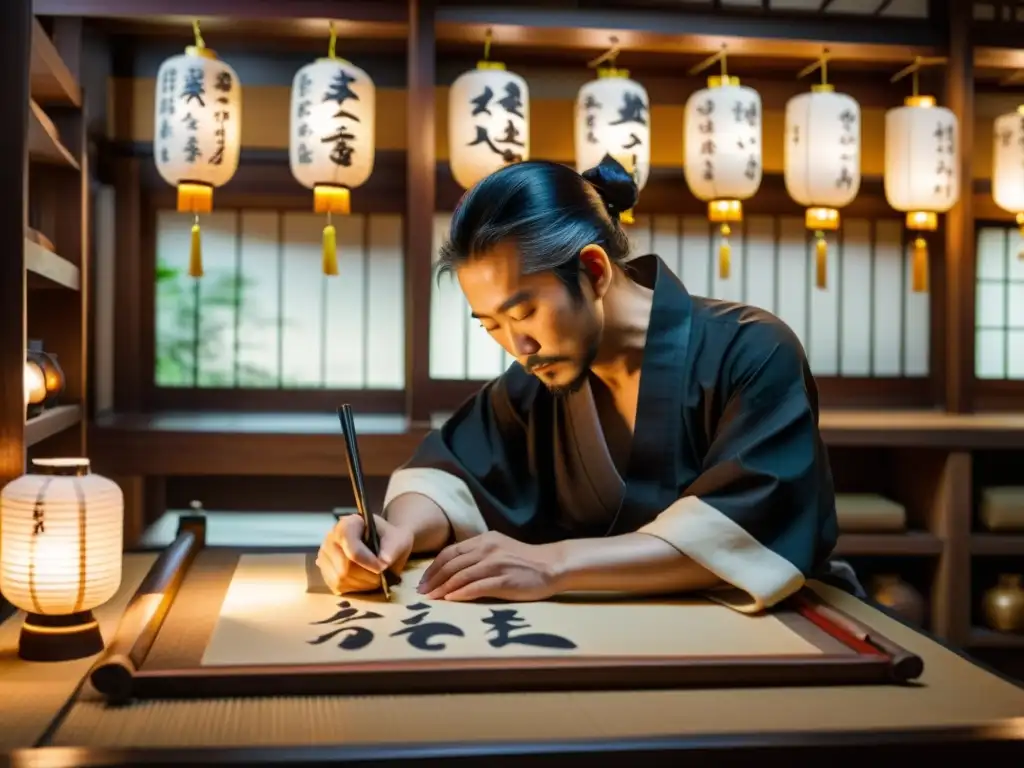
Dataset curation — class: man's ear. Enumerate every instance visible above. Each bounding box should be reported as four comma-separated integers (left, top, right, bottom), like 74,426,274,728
579,244,613,299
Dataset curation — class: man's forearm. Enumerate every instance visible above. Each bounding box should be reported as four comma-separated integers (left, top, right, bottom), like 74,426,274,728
549,532,722,596
383,493,452,553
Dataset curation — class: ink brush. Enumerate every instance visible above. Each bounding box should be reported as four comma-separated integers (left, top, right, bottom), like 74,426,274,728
337,404,391,601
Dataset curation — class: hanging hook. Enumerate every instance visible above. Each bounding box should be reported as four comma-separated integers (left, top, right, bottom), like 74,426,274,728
327,20,338,59
890,55,948,95
796,48,831,85
483,27,493,61
192,19,205,49
688,44,728,77
586,35,621,69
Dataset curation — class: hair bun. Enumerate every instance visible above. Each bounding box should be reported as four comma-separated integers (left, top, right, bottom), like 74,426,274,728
582,154,639,219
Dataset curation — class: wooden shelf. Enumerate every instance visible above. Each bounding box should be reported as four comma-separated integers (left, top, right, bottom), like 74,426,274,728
25,404,82,447
971,534,1024,557
819,410,1024,448
27,99,78,169
968,628,1024,649
29,18,80,107
834,532,944,557
25,237,79,290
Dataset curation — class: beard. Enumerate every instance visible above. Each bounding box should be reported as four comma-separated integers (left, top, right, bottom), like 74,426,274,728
533,334,600,398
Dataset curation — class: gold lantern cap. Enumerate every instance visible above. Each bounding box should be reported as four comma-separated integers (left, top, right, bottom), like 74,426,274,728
904,94,936,108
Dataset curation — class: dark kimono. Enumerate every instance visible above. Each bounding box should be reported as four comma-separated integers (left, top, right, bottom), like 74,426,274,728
384,254,840,613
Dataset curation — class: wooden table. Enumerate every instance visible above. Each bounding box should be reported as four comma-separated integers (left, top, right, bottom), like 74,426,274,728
3,524,1024,766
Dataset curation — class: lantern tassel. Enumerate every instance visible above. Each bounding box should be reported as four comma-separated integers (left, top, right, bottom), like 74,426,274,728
323,215,338,276
912,236,928,293
815,231,827,289
188,216,203,278
719,223,731,280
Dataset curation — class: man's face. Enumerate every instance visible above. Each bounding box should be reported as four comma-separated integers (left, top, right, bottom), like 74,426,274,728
457,241,602,395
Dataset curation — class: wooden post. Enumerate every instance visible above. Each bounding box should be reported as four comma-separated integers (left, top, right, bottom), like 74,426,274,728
113,155,144,412
0,0,32,487
943,0,974,414
405,0,436,427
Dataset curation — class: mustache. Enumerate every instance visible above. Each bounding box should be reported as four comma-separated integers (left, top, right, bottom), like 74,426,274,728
525,355,568,372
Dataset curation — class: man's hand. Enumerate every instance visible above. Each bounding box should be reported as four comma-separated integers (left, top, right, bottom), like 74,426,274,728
316,514,414,595
417,531,561,602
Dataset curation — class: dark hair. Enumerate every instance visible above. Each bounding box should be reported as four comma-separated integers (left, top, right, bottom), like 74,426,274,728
436,155,639,299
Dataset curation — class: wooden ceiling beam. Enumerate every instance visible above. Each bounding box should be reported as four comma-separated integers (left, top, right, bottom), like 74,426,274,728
32,0,406,23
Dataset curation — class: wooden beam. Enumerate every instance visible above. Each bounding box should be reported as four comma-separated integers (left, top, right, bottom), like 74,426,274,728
943,0,975,414
405,0,435,427
434,6,943,63
33,0,406,22
0,0,31,487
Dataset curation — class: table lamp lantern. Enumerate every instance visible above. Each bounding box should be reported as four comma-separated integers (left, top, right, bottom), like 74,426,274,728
0,459,124,662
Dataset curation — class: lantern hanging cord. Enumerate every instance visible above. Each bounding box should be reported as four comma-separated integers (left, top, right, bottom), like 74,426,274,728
587,36,620,69
688,45,728,77
796,49,830,86
483,27,492,61
192,19,205,50
327,21,338,59
890,55,948,95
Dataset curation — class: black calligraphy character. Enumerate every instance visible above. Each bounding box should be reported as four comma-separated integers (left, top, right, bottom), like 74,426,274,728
498,82,524,118
744,155,759,181
161,68,175,94
703,159,714,181
1002,129,1015,148
297,143,313,164
497,119,524,147
838,109,856,133
324,69,359,107
214,71,232,105
159,120,172,140
791,126,800,145
159,98,174,117
298,73,313,99
836,167,854,190
696,98,714,116
181,112,198,131
483,609,577,650
322,125,356,166
840,134,856,146
308,600,383,651
699,119,714,134
210,111,228,165
733,101,758,127
298,123,312,138
609,92,648,127
389,602,465,652
470,85,494,117
469,125,522,163
936,160,953,178
181,67,205,106
183,136,201,163
701,139,716,155
298,101,312,119
160,147,170,163
622,132,642,150
32,502,44,535
585,114,599,144
583,94,602,111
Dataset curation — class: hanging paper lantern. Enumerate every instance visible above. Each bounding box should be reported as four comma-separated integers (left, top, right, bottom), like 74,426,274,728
574,67,650,224
684,75,763,279
784,87,861,289
884,95,959,293
992,108,1024,253
449,60,529,190
153,22,241,278
289,37,376,277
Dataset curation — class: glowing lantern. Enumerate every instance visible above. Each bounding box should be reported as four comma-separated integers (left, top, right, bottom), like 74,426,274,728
289,24,376,276
684,54,762,280
1,459,123,661
153,21,241,278
884,93,959,293
448,35,529,190
992,107,1024,252
574,65,650,223
784,64,861,289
